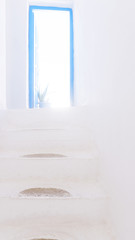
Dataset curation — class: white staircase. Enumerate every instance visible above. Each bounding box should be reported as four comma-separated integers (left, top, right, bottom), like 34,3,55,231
0,108,115,240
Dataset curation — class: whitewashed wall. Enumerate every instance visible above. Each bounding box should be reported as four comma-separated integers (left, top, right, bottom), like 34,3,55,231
6,0,27,109
0,0,6,109
73,0,135,240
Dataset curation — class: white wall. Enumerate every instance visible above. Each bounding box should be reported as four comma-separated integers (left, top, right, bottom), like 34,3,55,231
6,0,27,109
0,0,6,109
73,0,135,239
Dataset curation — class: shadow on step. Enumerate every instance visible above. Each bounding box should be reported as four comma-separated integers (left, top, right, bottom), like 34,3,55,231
19,188,71,197
31,239,57,240
22,153,67,158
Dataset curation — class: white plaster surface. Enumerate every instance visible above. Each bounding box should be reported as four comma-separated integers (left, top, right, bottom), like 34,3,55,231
0,223,115,240
0,108,115,240
0,157,98,183
0,108,98,158
0,0,6,109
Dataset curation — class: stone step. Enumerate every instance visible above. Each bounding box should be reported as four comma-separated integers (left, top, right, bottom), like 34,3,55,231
0,107,90,131
0,156,98,182
0,128,97,156
0,179,104,198
0,222,115,240
0,108,98,156
0,191,108,225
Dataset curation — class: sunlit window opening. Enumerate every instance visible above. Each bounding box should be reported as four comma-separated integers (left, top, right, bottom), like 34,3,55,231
29,7,74,108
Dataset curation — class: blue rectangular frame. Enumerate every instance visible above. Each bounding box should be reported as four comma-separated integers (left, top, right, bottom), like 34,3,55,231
29,5,74,108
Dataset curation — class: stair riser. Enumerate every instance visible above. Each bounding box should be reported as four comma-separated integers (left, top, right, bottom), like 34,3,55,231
0,223,114,240
0,130,96,156
0,108,90,131
0,158,98,182
0,198,108,225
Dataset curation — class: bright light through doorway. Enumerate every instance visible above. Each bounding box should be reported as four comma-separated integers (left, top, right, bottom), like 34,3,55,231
29,7,74,108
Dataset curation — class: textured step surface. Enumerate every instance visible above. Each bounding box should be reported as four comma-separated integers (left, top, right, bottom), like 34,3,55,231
0,128,97,156
0,179,105,198
0,108,98,157
0,156,98,182
0,222,115,240
0,195,108,224
0,108,91,130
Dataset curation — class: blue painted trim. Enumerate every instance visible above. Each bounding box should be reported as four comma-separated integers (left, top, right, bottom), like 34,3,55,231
29,6,74,108
29,7,34,108
69,9,74,105
29,6,72,12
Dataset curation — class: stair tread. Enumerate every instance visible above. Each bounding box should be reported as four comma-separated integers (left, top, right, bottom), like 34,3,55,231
0,181,106,199
0,222,115,240
0,197,108,226
0,155,98,183
0,108,98,156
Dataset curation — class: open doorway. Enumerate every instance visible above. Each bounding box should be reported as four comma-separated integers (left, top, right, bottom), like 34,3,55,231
29,6,74,108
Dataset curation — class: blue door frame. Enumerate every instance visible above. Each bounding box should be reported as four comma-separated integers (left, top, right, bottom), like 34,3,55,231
29,6,74,108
